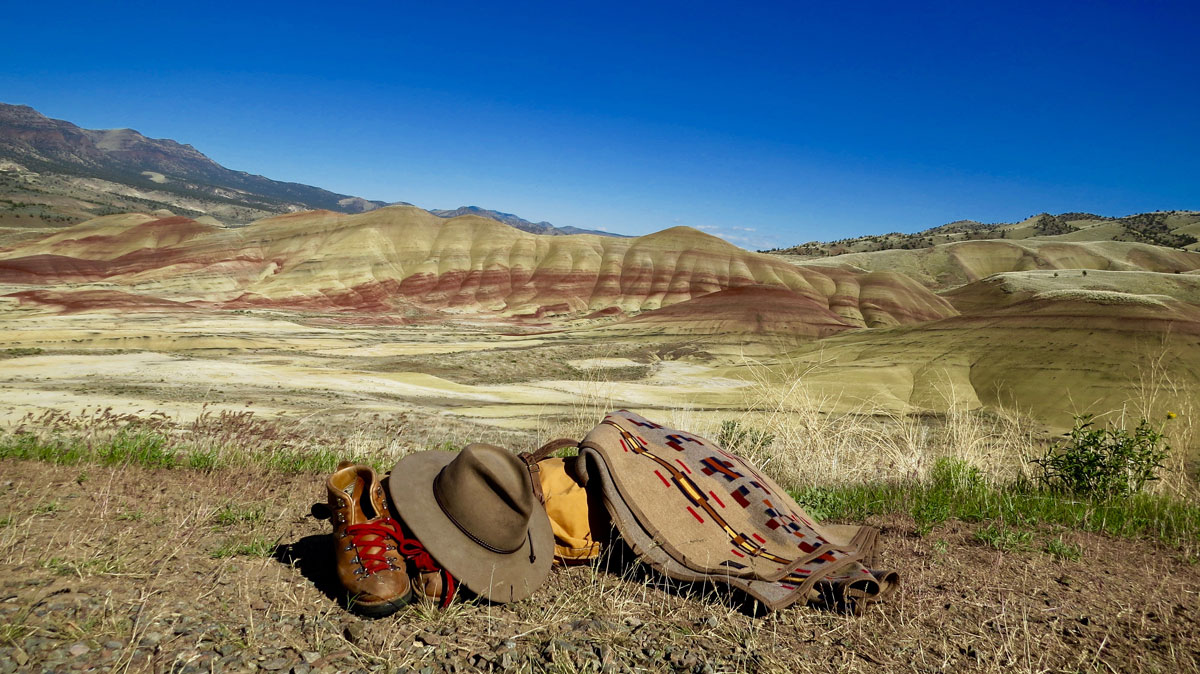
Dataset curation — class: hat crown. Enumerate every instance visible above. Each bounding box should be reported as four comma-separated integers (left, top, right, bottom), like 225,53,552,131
434,444,533,554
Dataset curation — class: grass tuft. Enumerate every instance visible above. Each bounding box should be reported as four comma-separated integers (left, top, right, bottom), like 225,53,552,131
212,536,277,559
1044,536,1083,561
212,503,266,527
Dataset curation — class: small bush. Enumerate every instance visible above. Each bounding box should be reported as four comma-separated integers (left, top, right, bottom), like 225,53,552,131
930,457,986,493
717,420,775,455
792,486,841,522
1031,415,1168,497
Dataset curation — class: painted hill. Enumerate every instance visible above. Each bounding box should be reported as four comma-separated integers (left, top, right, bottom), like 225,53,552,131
0,206,957,326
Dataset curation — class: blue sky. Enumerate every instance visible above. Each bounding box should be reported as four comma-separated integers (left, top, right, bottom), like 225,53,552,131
3,1,1198,248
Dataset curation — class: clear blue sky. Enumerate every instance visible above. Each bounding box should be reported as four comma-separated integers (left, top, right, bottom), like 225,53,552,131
3,1,1198,247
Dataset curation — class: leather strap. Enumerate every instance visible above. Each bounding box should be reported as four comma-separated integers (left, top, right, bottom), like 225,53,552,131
519,438,579,505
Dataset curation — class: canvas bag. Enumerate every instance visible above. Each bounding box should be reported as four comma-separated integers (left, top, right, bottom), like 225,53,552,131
520,440,606,564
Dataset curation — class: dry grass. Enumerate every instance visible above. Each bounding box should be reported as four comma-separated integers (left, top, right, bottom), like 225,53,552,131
0,404,535,476
0,460,1195,673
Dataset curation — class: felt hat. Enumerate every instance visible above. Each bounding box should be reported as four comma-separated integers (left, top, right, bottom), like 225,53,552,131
387,444,553,603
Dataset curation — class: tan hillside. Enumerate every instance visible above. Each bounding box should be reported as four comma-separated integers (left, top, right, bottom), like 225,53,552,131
750,276,1200,427
786,238,1200,289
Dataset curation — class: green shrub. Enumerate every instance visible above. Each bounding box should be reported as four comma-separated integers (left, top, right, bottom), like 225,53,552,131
930,457,986,493
717,420,775,454
792,486,842,522
1031,415,1168,497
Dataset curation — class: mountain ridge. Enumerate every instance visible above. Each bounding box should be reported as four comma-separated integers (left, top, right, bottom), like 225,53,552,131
0,103,623,238
428,205,627,237
0,103,391,217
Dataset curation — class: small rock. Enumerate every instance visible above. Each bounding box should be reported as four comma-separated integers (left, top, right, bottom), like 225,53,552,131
218,643,239,656
139,632,162,647
261,657,290,670
301,651,321,664
103,640,124,650
13,649,28,666
68,643,90,657
343,623,365,643
290,665,311,674
416,632,442,646
494,639,516,653
622,617,643,629
703,616,718,629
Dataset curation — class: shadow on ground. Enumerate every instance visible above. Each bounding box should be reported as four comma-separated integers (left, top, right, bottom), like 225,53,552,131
274,533,342,604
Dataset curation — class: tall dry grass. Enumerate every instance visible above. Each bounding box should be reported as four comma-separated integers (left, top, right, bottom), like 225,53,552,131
533,351,1197,500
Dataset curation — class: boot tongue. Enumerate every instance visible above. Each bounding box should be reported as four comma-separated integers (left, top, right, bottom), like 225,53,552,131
419,570,443,600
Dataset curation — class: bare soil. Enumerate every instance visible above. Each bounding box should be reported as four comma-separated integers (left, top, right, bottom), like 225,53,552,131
0,460,1196,673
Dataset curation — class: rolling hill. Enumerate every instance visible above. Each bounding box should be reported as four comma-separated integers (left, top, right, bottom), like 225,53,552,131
771,211,1200,258
0,206,957,324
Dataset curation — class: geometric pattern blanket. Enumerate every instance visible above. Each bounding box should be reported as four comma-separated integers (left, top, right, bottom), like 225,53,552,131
579,410,898,612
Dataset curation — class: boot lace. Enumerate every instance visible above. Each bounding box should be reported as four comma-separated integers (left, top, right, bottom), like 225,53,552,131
396,526,458,609
344,518,405,575
344,518,457,608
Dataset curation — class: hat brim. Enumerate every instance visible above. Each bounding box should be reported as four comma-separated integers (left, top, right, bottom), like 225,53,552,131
387,450,553,603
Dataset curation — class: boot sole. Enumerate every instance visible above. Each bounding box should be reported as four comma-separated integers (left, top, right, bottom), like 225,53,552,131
349,587,415,617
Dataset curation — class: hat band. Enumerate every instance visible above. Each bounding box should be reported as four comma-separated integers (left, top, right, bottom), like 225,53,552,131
433,469,524,555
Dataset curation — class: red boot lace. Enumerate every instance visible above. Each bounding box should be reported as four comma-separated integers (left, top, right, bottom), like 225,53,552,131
344,517,457,608
344,518,406,575
396,526,458,609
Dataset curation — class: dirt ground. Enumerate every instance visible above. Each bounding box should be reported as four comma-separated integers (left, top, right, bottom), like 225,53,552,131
0,460,1195,674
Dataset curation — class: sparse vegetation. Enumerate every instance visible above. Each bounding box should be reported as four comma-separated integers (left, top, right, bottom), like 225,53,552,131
1031,414,1170,498
715,419,775,455
211,535,277,559
1,347,44,358
791,460,1199,553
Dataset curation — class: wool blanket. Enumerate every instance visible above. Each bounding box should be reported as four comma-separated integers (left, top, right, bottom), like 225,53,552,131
579,410,898,612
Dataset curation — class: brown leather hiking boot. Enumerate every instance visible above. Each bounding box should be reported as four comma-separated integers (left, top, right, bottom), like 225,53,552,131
326,462,412,616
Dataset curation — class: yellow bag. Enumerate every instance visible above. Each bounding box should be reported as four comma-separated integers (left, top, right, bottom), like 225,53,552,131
526,453,607,563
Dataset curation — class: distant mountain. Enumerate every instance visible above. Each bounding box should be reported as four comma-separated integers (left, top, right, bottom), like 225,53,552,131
429,205,627,237
0,103,396,223
0,103,628,238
